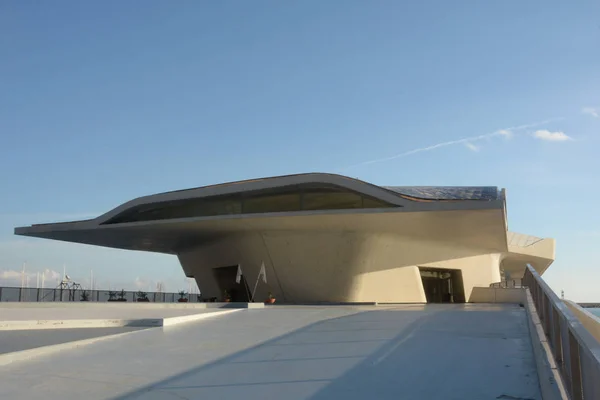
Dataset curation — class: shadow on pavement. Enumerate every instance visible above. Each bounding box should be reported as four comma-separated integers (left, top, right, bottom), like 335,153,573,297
110,305,540,400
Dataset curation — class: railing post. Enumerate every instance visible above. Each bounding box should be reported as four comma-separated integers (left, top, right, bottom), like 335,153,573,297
546,301,554,348
580,349,600,399
560,317,572,393
551,308,562,363
536,286,541,314
569,331,583,400
541,295,547,331
19,287,23,302
0,287,3,302
544,296,552,336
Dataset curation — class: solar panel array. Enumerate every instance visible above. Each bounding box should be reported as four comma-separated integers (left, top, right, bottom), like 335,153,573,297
383,186,499,201
507,231,543,247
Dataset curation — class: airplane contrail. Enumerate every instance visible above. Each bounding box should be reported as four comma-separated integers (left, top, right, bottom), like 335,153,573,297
337,118,563,171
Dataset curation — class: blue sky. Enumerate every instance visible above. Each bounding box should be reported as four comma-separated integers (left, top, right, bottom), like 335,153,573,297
1,1,599,300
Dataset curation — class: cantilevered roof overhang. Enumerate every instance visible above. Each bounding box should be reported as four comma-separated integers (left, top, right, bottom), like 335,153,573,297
502,232,555,277
15,173,509,254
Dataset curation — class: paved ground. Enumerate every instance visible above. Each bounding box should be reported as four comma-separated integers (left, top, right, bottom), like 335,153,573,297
0,327,149,354
0,307,222,321
0,304,541,400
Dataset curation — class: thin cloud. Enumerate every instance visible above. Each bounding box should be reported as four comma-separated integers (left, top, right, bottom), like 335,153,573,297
0,268,61,287
338,118,562,171
464,142,480,152
533,130,572,142
582,107,599,118
497,129,513,138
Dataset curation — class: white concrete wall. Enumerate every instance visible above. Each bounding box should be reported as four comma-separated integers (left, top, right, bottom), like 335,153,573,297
564,300,600,344
469,288,525,303
357,266,425,303
178,231,504,303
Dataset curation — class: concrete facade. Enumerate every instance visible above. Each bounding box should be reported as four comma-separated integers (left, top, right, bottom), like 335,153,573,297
14,173,555,304
178,229,507,303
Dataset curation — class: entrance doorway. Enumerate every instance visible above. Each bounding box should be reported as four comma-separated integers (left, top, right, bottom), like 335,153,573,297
418,267,465,303
212,265,251,302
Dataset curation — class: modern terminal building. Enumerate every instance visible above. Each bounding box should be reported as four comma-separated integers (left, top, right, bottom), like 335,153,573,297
15,173,555,304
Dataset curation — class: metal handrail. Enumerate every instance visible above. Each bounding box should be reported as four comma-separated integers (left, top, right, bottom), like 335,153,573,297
523,264,600,399
490,279,523,288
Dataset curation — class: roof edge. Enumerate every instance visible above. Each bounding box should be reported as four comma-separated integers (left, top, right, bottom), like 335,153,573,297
14,173,506,234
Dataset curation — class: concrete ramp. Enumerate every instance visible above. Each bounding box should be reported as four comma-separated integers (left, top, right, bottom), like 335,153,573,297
0,304,541,400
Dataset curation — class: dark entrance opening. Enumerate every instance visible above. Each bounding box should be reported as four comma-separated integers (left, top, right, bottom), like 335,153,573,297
418,267,465,303
212,265,251,302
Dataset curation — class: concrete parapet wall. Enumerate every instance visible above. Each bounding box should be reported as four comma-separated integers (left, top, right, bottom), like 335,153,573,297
469,287,525,303
0,310,241,331
564,300,600,344
523,289,568,400
0,318,163,330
